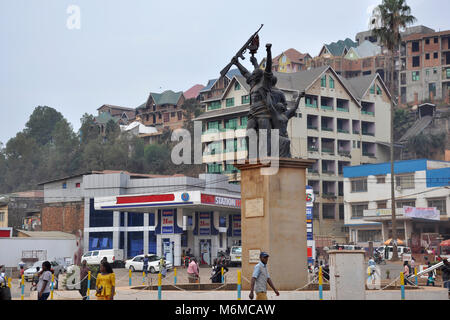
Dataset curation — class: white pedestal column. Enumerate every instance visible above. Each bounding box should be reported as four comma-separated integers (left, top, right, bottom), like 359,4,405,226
328,250,366,300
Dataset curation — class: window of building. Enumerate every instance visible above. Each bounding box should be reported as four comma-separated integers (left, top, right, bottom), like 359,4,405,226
351,179,368,192
62,182,67,189
163,113,169,122
427,198,446,215
412,71,420,81
322,204,335,219
434,37,438,44
433,52,438,59
171,112,175,117
412,41,420,52
426,69,430,77
351,203,368,218
425,53,430,60
425,39,430,45
226,98,235,107
208,101,221,111
329,76,335,89
224,118,238,130
234,82,241,90
241,95,250,105
177,111,182,120
321,75,327,88
358,230,382,242
0,212,4,222
207,121,219,130
376,176,386,184
376,85,382,95
75,183,81,188
447,69,450,79
396,174,415,189
412,56,420,67
207,163,222,173
240,116,248,127
377,201,387,209
313,203,320,219
370,85,375,94
339,204,344,220
396,200,416,208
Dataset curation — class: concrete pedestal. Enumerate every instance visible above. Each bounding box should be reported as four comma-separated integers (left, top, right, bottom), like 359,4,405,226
328,250,366,300
235,158,315,291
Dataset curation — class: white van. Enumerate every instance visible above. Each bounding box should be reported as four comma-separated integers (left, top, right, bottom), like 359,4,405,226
81,249,124,267
230,246,242,266
376,246,410,260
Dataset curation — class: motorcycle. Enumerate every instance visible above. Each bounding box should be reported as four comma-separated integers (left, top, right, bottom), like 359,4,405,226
374,252,386,265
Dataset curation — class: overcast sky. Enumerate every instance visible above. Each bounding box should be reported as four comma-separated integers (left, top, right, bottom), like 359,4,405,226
1,0,449,145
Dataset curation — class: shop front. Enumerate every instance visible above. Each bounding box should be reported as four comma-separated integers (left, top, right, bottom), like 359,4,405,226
93,191,241,266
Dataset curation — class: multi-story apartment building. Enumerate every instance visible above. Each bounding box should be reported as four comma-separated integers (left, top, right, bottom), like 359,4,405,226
195,65,392,243
343,159,450,251
399,29,450,105
136,90,186,130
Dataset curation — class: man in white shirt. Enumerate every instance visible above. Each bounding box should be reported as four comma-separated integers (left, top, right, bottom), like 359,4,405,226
249,252,279,300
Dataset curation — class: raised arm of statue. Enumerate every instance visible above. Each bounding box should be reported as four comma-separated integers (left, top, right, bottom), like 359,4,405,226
232,57,252,80
265,44,272,73
285,91,305,119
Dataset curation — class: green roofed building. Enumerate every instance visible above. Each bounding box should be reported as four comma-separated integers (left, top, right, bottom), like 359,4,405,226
136,90,186,130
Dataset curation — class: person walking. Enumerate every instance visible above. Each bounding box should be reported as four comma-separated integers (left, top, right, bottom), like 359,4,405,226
36,261,52,300
95,261,115,300
441,258,450,295
159,257,167,278
249,252,279,300
187,258,199,283
403,261,414,285
79,260,89,300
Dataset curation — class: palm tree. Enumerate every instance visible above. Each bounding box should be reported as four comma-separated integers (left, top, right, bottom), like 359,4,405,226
372,0,416,261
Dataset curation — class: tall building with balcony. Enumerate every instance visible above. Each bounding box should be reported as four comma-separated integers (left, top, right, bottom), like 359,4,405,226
343,159,450,251
194,65,392,243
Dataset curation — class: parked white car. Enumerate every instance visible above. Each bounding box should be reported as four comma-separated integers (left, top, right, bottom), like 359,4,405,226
81,249,124,267
125,254,172,273
23,260,62,282
376,246,411,260
230,246,242,266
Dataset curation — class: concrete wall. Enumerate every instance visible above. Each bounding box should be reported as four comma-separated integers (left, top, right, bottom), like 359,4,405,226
0,238,77,268
44,176,83,203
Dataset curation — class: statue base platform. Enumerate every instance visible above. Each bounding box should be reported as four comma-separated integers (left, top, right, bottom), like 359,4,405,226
234,158,316,291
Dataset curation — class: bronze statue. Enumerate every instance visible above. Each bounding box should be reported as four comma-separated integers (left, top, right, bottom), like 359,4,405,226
222,28,304,159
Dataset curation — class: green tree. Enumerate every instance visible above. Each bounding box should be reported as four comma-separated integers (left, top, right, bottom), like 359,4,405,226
372,0,416,261
24,106,65,145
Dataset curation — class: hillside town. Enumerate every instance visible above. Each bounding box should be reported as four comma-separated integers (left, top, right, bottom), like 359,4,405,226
0,0,449,303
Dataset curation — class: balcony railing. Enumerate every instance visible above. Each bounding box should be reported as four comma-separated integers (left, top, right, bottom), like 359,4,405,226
308,146,319,152
362,110,375,116
363,152,375,157
321,148,334,154
321,105,333,111
337,129,349,133
336,107,349,112
308,169,319,174
338,150,351,156
307,125,318,130
305,103,318,108
362,131,375,136
322,192,336,198
322,170,335,175
322,127,333,132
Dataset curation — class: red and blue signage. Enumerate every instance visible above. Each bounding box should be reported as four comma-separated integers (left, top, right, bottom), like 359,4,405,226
162,210,174,234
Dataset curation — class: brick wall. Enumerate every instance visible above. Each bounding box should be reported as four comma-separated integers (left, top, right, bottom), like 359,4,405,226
41,202,84,235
